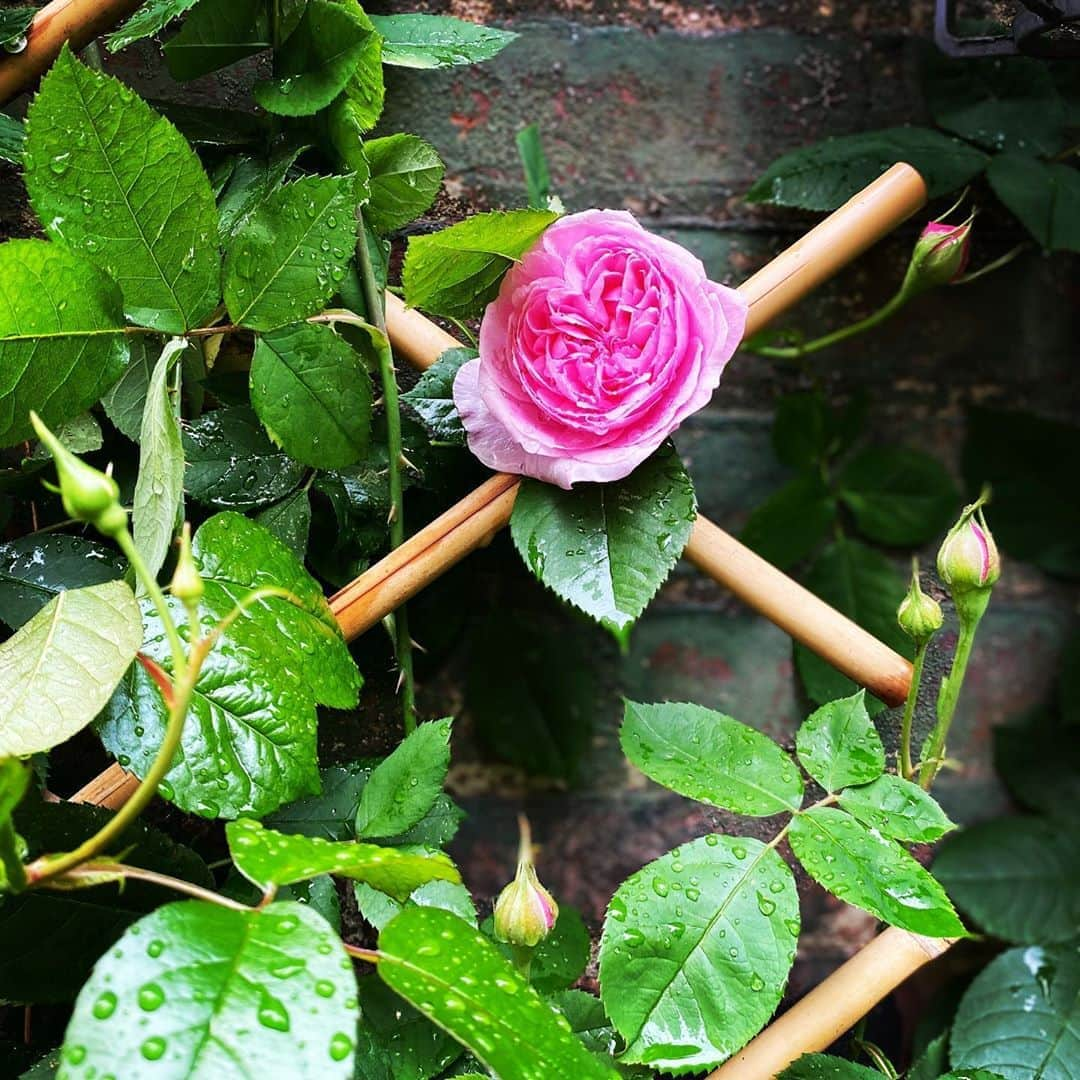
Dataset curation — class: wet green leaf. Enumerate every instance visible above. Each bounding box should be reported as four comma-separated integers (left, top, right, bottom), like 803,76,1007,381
224,174,356,330
740,471,836,571
99,512,361,818
517,123,552,210
779,1054,883,1079
0,111,24,165
216,144,309,241
334,1,385,131
266,762,371,841
378,907,616,1079
226,817,459,900
250,322,372,469
164,0,270,80
796,690,884,792
838,774,954,843
485,905,590,994
356,878,478,932
105,0,201,52
401,347,473,446
25,47,219,333
621,700,804,815
355,718,453,840
746,127,988,210
0,7,33,50
0,240,128,448
255,488,312,560
599,834,798,1072
933,817,1079,945
254,0,374,118
987,153,1080,254
184,407,307,510
950,946,1079,1078
0,581,141,757
789,807,964,937
0,533,125,629
363,133,444,233
61,900,359,1076
101,339,152,441
403,209,559,319
511,442,696,648
371,14,517,68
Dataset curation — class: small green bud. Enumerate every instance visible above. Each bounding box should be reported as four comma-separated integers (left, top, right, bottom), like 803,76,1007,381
903,198,974,297
897,559,943,647
170,523,204,604
29,412,124,537
493,815,558,948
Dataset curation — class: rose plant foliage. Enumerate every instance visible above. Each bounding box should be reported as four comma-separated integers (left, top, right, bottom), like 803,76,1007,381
0,3,1071,1078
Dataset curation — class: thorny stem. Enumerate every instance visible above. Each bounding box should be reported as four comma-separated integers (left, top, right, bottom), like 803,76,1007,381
56,863,252,912
355,207,417,733
899,643,927,781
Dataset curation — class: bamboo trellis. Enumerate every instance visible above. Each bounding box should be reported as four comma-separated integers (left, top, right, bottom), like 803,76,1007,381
2,7,958,1073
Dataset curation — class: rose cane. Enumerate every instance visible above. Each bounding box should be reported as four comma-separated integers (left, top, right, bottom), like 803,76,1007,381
918,488,1000,789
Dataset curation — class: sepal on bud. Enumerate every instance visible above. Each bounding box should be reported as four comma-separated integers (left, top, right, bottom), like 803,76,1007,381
493,814,558,948
897,559,943,647
937,487,1000,624
904,201,974,295
170,523,204,606
29,412,125,538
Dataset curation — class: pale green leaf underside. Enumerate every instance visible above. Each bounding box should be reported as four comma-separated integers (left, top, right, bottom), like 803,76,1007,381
62,900,358,1078
105,0,202,52
621,701,803,816
0,239,128,448
25,47,219,334
789,807,964,937
599,835,798,1073
369,14,518,69
511,443,696,646
378,907,618,1080
0,580,142,757
227,817,460,900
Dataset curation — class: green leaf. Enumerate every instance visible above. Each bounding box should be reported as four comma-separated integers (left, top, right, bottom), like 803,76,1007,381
105,0,201,52
25,47,219,333
838,774,955,843
772,390,865,468
0,798,212,1003
223,174,356,330
354,972,464,1080
950,946,1080,1079
101,338,152,441
745,127,989,211
621,700,804,815
779,1055,883,1079
0,7,33,50
216,144,309,242
548,990,637,1071
0,581,141,757
517,123,552,210
62,900,359,1075
378,907,617,1080
0,240,129,448
363,133,445,233
330,1,385,133
153,101,269,151
484,906,591,995
403,209,559,319
401,347,473,446
838,446,959,546
255,488,312,560
319,95,377,180
599,834,798,1072
933,817,1080,945
0,533,124,629
987,153,1080,254
0,111,25,165
266,761,370,841
184,406,307,509
250,322,372,469
511,442,696,648
355,717,453,840
371,13,518,68
163,0,270,81
994,719,1080,822
795,539,911,711
254,0,374,118
356,877,478,933
795,691,884,792
962,408,1080,578
789,806,964,937
132,338,186,583
226,817,459,900
98,512,361,818
740,471,836,571
923,53,1070,157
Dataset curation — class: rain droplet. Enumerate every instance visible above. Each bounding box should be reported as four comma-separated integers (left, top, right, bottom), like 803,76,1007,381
140,1036,167,1061
92,991,117,1019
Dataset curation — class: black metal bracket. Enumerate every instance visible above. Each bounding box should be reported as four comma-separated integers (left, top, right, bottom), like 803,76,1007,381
935,0,1080,57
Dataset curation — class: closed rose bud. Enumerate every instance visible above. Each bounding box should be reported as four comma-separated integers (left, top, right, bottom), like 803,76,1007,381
30,411,125,538
493,815,558,948
905,214,973,294
937,489,1000,626
897,559,943,647
170,523,203,605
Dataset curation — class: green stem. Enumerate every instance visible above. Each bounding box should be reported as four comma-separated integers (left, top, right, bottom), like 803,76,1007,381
509,944,533,981
0,818,27,892
57,862,252,912
356,208,416,734
745,287,912,360
343,943,381,964
899,643,927,781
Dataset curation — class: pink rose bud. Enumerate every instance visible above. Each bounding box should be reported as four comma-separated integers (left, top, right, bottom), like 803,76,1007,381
493,815,558,948
453,209,747,488
897,559,943,647
907,215,973,292
937,489,1001,599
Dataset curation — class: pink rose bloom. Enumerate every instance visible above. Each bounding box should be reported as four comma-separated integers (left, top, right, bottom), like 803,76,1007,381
452,209,747,488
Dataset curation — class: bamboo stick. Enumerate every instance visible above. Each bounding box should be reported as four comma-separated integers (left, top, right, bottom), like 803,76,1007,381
708,927,957,1079
0,0,143,105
